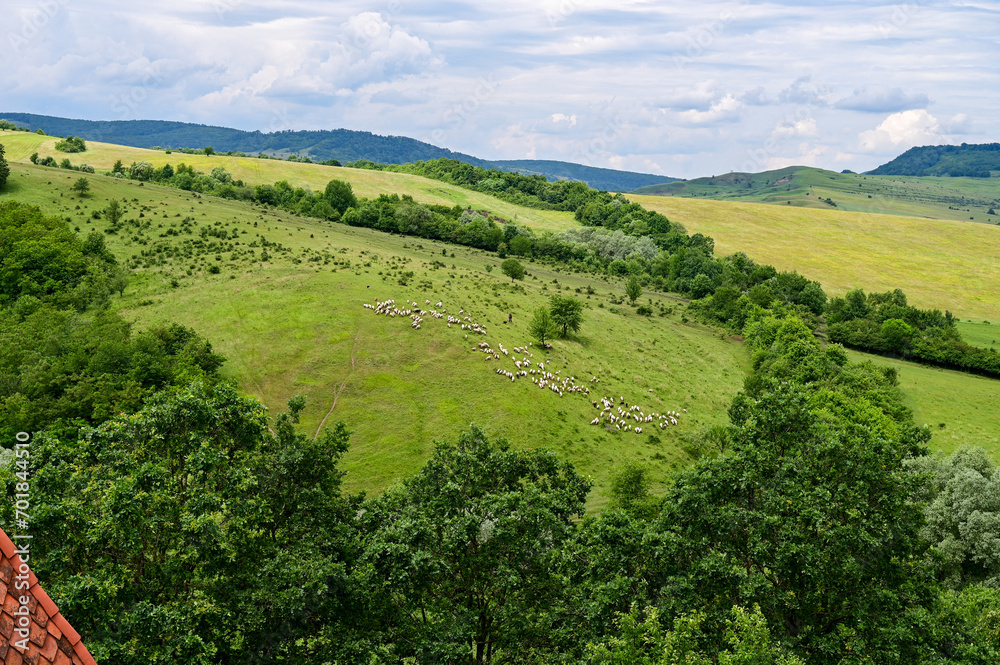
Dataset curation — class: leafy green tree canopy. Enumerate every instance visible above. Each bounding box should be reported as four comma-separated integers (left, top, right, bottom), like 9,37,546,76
71,176,90,197
324,178,358,214
0,142,9,188
625,274,643,305
528,306,559,347
363,425,591,664
500,257,524,282
549,293,585,338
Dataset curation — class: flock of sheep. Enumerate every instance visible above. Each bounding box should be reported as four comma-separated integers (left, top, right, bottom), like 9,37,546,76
362,296,684,434
589,395,684,433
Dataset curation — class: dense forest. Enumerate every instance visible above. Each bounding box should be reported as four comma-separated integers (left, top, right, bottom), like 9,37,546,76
3,144,1000,663
870,143,1000,177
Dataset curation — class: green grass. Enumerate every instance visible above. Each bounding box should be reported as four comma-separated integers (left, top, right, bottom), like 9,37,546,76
957,321,998,348
1,160,749,509
630,193,1000,321
634,166,1000,225
845,349,1000,457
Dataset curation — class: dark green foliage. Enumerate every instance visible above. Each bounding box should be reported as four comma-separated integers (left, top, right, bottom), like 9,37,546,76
0,306,225,439
71,176,90,197
0,201,117,309
0,143,8,188
871,142,1000,177
4,386,360,664
654,381,944,662
827,288,1000,376
549,294,584,337
324,179,358,214
361,425,590,663
54,135,86,153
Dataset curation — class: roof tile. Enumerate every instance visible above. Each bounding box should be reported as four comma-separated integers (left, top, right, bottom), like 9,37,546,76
0,529,96,664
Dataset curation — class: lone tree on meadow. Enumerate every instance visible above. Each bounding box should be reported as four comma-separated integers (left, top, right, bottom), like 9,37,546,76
549,294,584,338
71,177,91,197
625,275,643,306
501,258,525,283
104,199,124,226
528,306,559,347
0,143,9,188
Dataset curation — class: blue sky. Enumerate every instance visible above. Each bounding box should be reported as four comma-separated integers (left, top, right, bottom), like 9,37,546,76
2,0,998,178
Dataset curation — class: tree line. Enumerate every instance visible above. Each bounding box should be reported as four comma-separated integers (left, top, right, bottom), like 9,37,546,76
825,288,1000,377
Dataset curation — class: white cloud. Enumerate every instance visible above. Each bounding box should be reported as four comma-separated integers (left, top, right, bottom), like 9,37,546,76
772,118,818,139
859,110,942,152
674,94,743,125
551,113,577,127
0,0,998,178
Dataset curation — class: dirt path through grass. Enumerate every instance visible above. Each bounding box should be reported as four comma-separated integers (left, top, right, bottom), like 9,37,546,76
315,331,360,440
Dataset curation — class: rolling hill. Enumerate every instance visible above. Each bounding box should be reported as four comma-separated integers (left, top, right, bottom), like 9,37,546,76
1,133,997,484
632,165,1000,224
0,112,678,192
870,142,1000,177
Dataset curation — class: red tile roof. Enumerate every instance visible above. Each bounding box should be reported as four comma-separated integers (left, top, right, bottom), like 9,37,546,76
0,528,96,665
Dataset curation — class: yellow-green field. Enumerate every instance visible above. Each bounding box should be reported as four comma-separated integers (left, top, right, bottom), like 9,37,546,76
0,130,576,233
631,193,1000,321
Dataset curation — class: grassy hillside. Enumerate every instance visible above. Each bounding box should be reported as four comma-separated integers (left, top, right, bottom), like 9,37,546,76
846,349,999,456
0,130,578,233
635,166,1000,225
1,160,750,508
629,193,1000,321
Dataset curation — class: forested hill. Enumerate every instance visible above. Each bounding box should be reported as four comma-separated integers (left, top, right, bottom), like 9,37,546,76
0,112,678,191
493,159,680,192
869,142,1000,177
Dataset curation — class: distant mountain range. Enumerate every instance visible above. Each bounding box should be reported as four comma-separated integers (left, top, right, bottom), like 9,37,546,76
869,142,1000,177
0,112,679,192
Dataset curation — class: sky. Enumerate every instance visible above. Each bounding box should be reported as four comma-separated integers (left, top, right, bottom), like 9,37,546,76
2,0,998,178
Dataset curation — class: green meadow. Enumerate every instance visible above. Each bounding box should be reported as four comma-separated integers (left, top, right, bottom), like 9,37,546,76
1,159,748,508
3,137,998,497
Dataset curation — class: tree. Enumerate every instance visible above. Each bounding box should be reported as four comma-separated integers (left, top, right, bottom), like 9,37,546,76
71,177,90,197
0,143,8,188
586,604,803,665
104,199,124,227
13,384,360,664
549,294,584,338
656,383,942,662
909,447,1000,589
625,275,642,305
363,425,591,664
109,264,129,296
501,257,524,283
324,179,358,214
509,235,532,256
203,146,215,156
528,306,559,346
881,318,915,353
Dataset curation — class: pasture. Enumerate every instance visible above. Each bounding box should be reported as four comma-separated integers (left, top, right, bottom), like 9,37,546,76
0,130,577,232
630,193,1000,321
1,160,749,508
